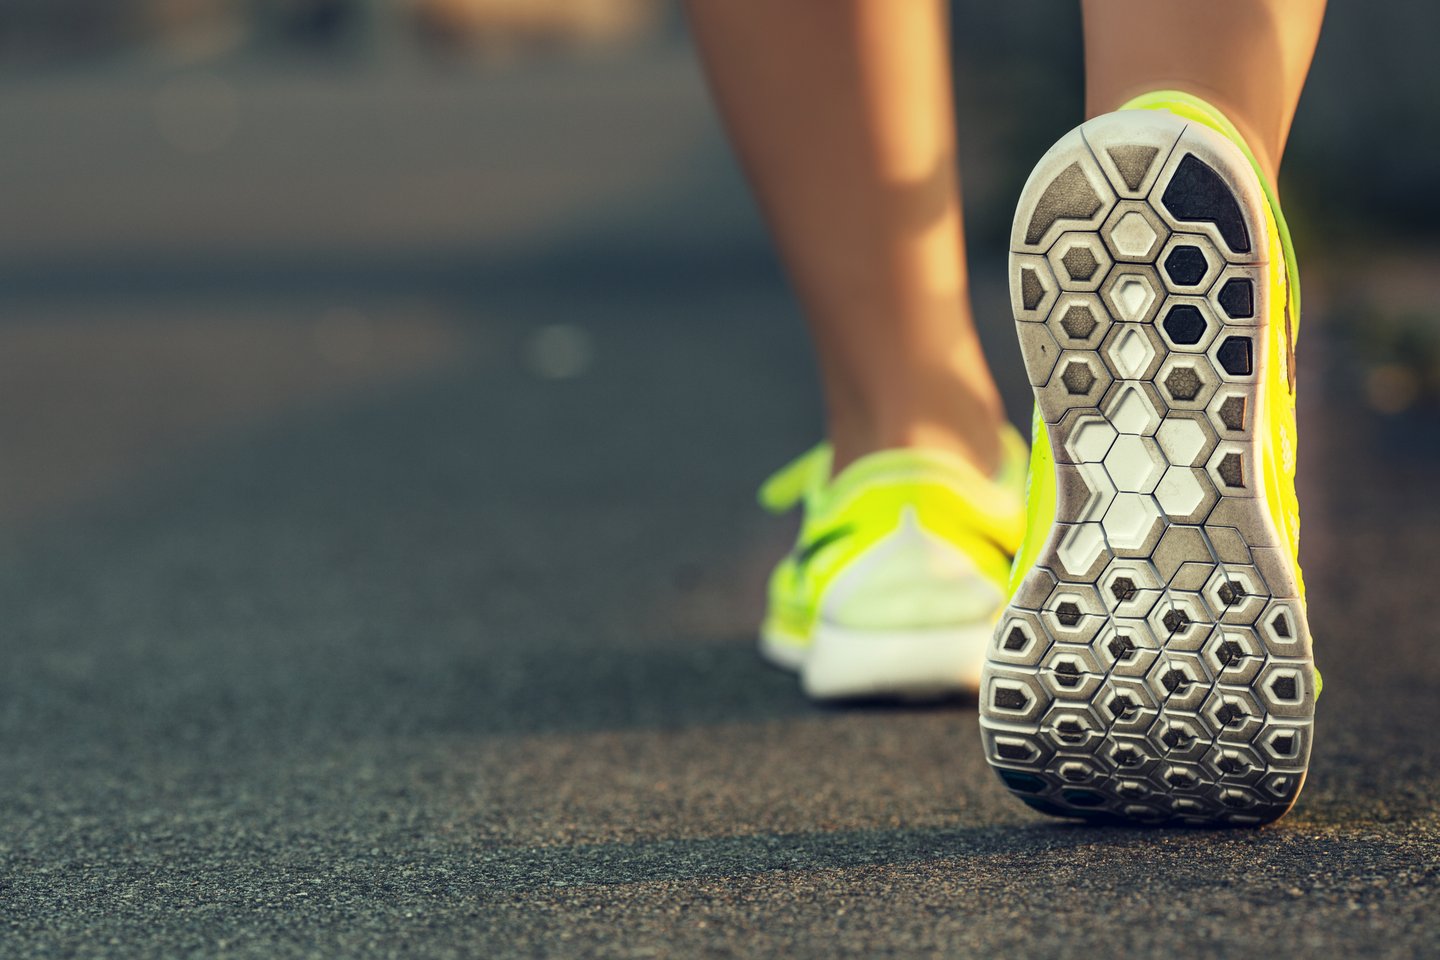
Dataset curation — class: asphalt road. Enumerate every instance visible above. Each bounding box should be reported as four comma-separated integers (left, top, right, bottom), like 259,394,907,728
1,43,1438,959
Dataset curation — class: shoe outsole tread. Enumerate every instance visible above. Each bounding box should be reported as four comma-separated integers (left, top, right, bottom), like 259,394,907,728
981,111,1315,827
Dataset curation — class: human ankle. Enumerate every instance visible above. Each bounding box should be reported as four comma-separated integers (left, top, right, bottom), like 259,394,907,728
829,406,1006,478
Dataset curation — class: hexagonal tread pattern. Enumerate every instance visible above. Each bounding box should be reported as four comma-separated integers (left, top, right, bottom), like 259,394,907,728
985,109,1313,827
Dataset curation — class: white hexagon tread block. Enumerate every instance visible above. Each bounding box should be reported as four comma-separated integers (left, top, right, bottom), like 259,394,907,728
1102,493,1163,552
1077,462,1117,521
1103,435,1165,493
1157,417,1210,467
1058,522,1107,576
1067,416,1117,463
1155,465,1209,516
1109,211,1159,258
1106,385,1162,436
1107,327,1156,380
1111,275,1156,322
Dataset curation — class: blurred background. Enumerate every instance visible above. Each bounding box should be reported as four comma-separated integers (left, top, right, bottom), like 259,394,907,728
5,3,1440,954
1,0,1438,533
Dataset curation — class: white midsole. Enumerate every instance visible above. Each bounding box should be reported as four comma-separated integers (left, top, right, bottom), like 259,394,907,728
799,620,993,700
758,626,808,672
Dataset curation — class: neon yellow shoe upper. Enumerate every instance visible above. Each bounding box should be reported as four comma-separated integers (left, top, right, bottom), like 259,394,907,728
1006,90,1315,693
759,427,1029,673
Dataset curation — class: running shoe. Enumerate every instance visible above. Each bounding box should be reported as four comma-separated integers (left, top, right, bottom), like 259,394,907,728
759,430,1028,699
980,92,1316,825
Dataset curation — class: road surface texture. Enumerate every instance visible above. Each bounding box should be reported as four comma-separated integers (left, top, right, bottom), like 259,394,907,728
2,39,1437,959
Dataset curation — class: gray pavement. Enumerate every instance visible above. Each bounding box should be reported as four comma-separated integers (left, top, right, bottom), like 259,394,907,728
1,43,1438,959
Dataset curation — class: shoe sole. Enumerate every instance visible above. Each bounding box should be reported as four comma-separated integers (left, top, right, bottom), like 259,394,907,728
758,626,808,671
980,111,1316,826
802,621,990,701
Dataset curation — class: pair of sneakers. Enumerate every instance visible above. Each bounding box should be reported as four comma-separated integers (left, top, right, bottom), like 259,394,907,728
757,94,1317,826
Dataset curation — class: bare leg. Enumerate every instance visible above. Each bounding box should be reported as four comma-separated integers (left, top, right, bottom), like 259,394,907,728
1083,0,1326,183
686,0,1005,474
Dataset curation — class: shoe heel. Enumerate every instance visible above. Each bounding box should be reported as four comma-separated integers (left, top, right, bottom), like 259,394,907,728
803,621,992,701
981,111,1316,826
